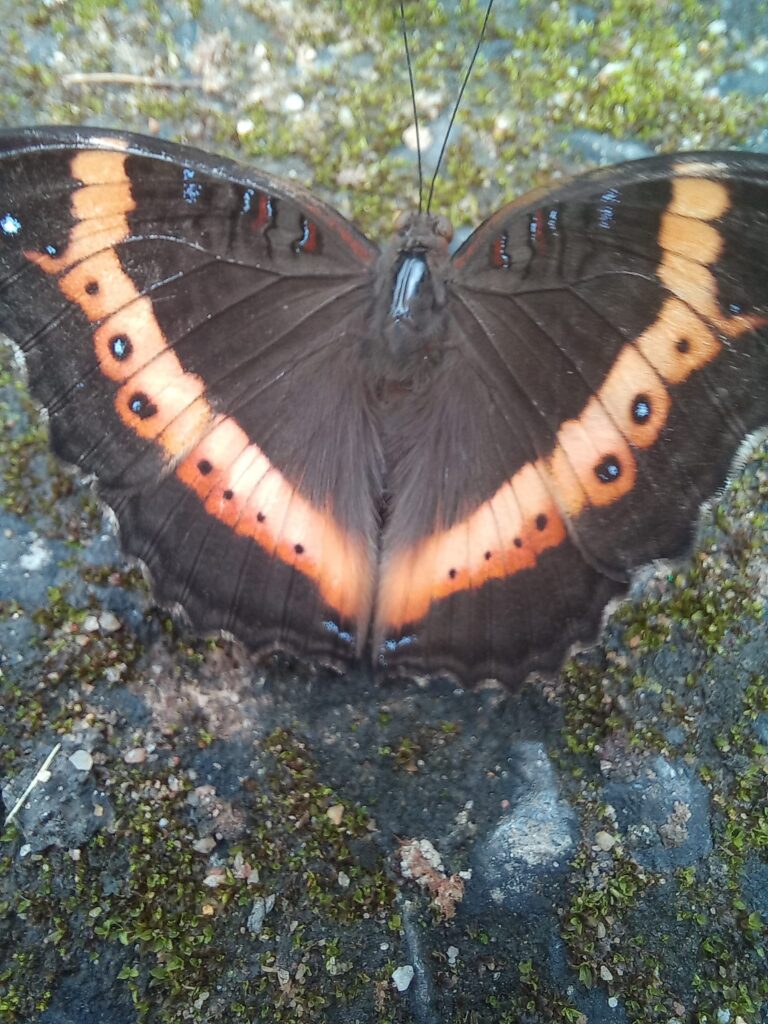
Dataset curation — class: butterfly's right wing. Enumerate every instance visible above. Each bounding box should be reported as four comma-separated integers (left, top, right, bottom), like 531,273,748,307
375,153,768,687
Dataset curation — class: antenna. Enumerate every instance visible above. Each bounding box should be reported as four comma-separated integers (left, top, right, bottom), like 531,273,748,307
399,1,424,213
426,0,495,213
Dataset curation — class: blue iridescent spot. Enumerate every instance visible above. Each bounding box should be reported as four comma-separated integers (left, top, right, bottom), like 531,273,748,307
110,335,131,360
595,456,621,484
547,207,559,232
241,188,255,214
633,398,651,422
382,634,416,653
322,620,354,645
182,167,203,205
632,391,653,425
597,187,620,230
294,218,311,251
128,391,157,419
0,212,21,236
729,302,742,314
44,244,58,256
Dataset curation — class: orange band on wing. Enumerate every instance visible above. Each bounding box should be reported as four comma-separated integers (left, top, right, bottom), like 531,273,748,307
378,170,766,634
26,145,372,625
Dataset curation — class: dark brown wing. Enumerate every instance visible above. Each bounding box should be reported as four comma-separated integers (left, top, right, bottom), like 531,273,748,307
375,153,768,686
0,126,382,668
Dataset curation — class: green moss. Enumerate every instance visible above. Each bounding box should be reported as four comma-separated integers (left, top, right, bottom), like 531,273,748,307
0,354,56,519
499,0,765,149
376,718,461,771
0,730,400,1023
559,795,768,1022
0,344,103,534
557,447,767,1021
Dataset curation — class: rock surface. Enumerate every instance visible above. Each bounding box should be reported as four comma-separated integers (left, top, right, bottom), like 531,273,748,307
0,2,767,1023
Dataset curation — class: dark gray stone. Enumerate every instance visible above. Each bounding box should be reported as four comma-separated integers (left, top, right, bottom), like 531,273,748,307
718,68,768,98
470,741,577,913
2,732,115,853
602,755,712,872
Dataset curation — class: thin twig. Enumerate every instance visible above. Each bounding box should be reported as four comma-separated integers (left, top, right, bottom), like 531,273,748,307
5,743,62,826
62,72,203,90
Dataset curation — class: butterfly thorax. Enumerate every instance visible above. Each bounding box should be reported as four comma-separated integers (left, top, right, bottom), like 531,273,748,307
365,212,453,387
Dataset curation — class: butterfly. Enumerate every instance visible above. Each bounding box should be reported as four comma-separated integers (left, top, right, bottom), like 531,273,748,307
0,124,766,687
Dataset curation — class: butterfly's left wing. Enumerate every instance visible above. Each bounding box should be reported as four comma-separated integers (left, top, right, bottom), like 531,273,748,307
0,127,382,668
376,153,768,687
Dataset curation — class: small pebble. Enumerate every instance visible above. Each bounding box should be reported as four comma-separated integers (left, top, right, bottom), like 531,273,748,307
600,965,614,982
446,945,459,966
296,44,316,67
123,747,147,764
392,965,414,992
250,897,268,937
326,803,344,826
337,871,350,889
82,614,100,633
192,836,216,854
69,749,93,772
608,996,618,1008
283,92,304,113
247,894,275,934
403,122,434,150
598,60,626,82
98,611,121,633
595,830,617,851
402,123,433,151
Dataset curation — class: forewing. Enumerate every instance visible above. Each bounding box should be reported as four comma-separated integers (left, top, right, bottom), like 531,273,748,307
0,126,382,667
376,153,768,686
